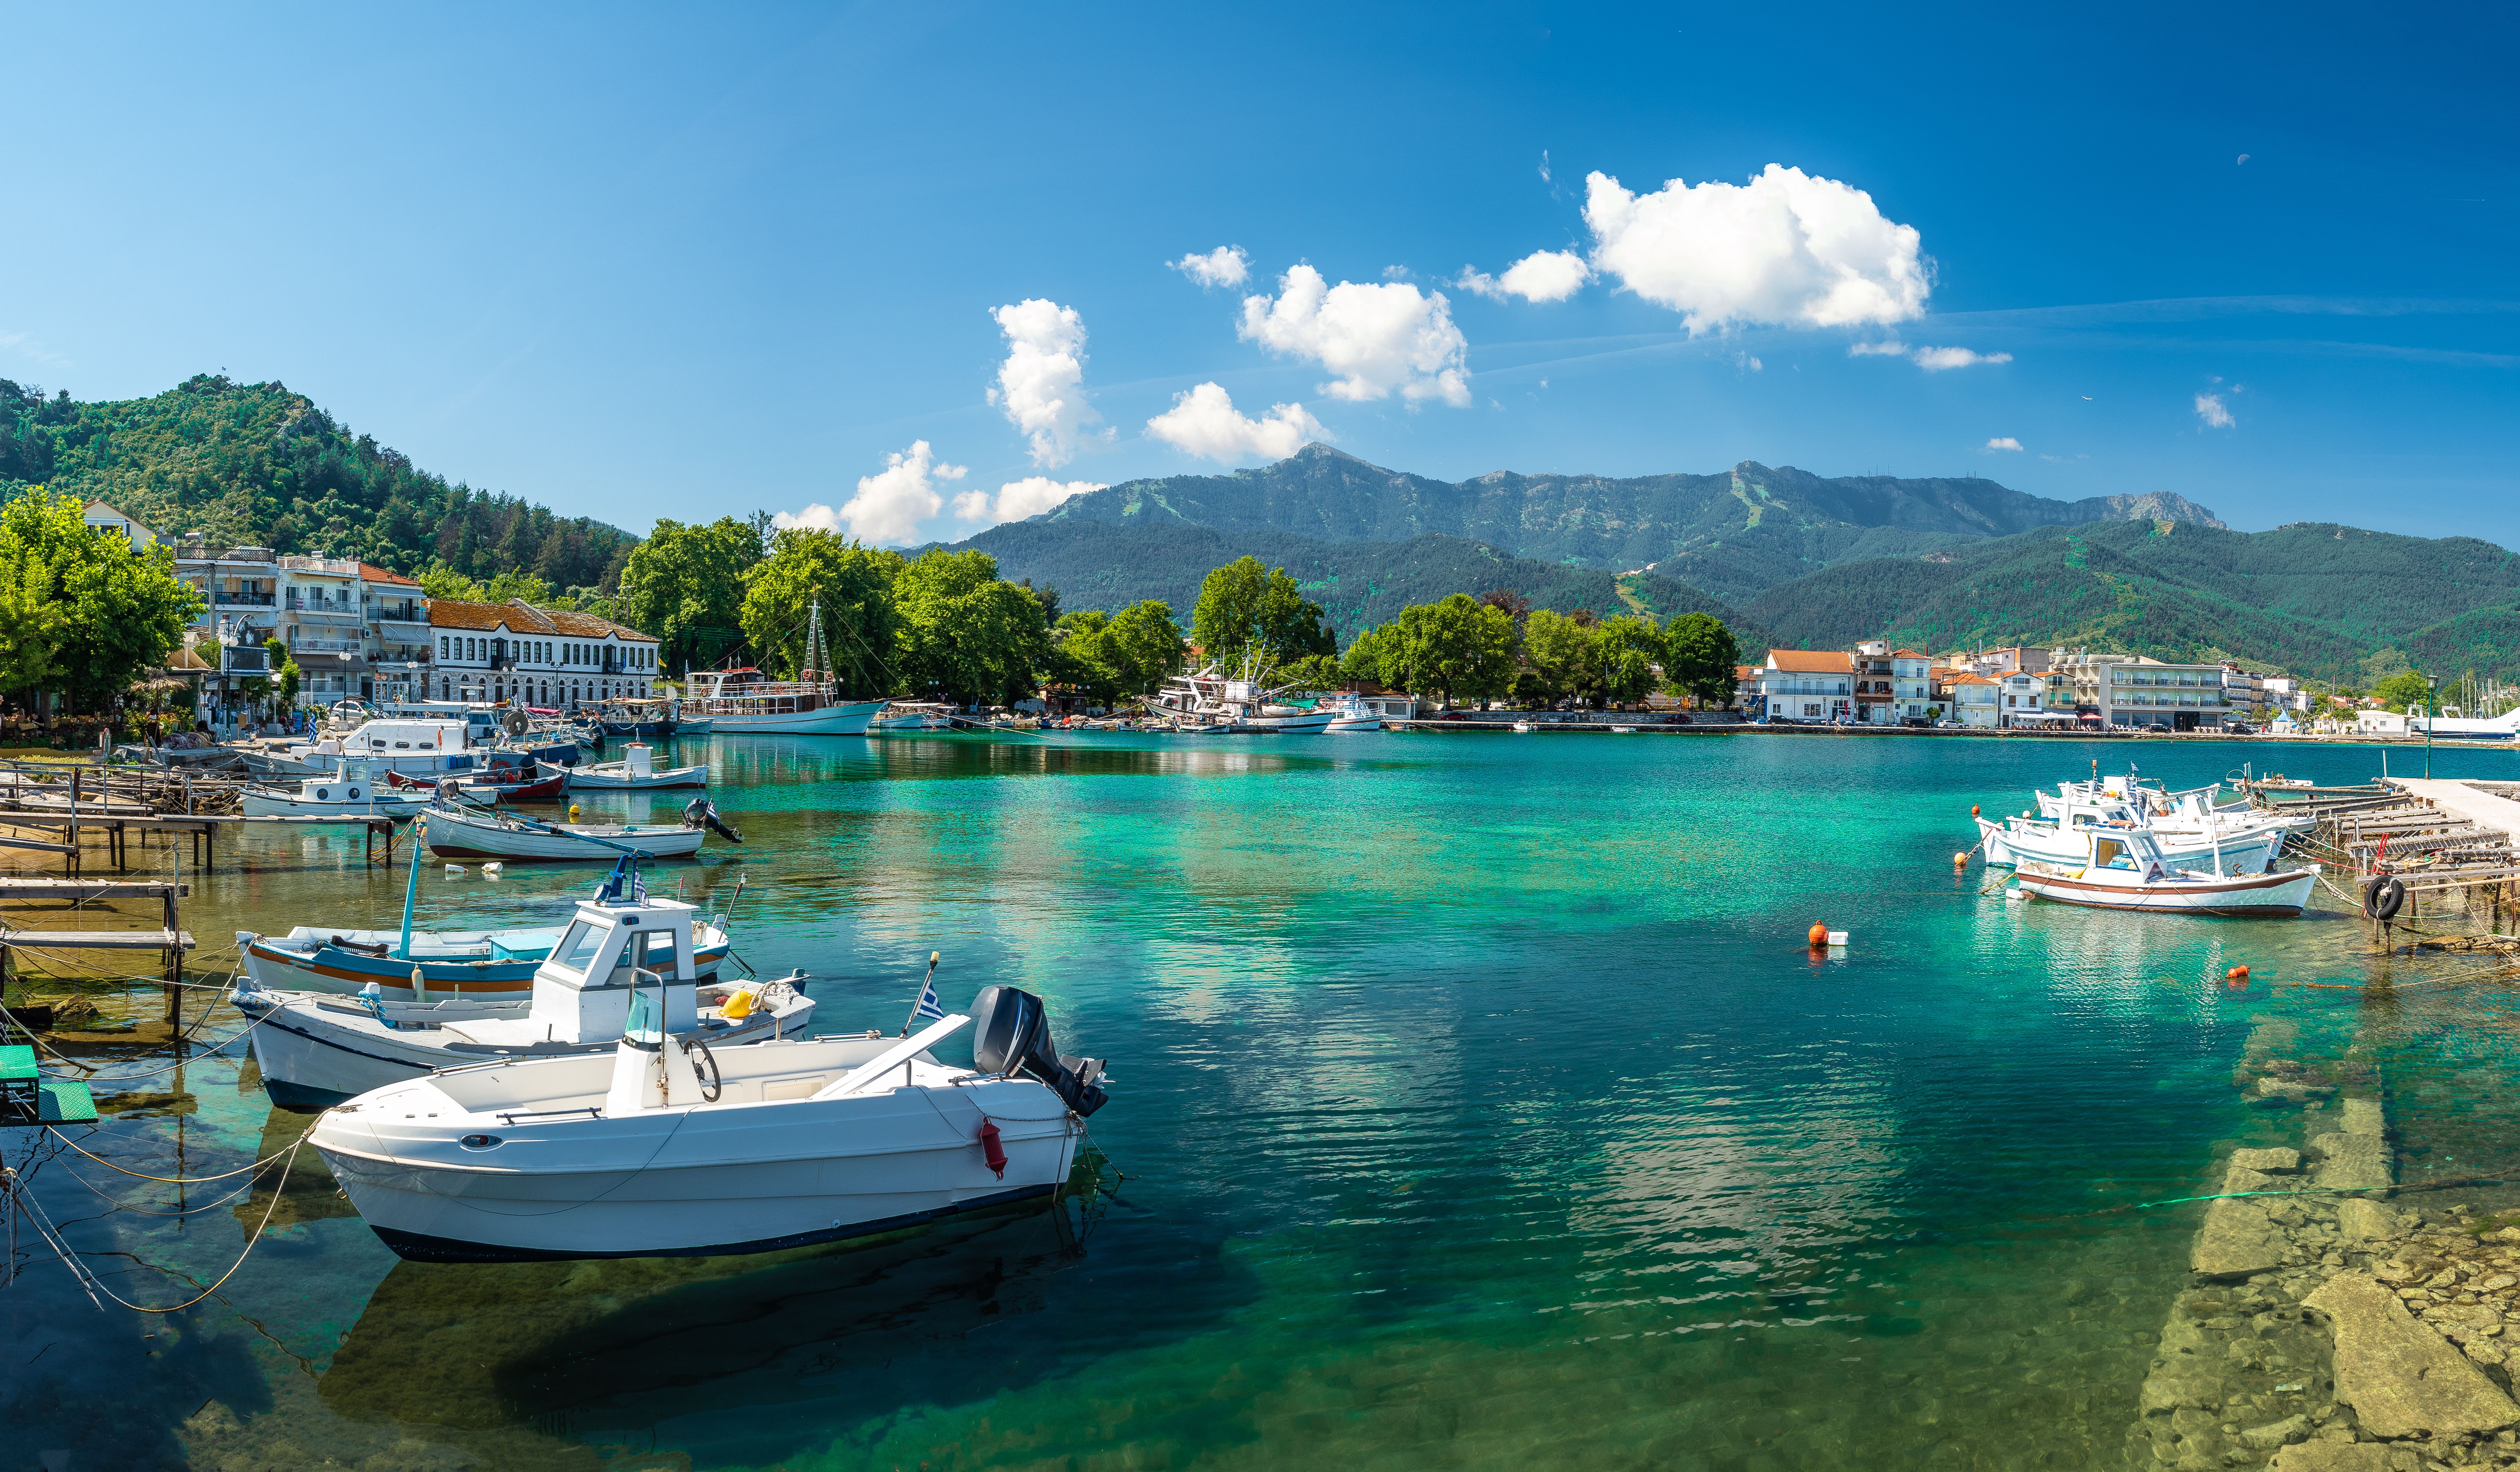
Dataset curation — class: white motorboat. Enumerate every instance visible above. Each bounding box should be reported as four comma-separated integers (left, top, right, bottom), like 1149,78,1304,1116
308,981,1109,1261
2010,829,2320,915
236,885,808,1108
546,743,707,790
420,801,726,862
240,761,434,818
238,848,737,1010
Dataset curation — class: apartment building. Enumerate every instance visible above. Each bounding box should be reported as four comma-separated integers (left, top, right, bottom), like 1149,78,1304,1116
2048,650,2233,730
1752,649,1854,722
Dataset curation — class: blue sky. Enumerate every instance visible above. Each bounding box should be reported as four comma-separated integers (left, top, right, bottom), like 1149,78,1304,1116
4,3,2514,550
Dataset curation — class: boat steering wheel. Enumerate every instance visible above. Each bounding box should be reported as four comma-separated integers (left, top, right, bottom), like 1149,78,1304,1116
682,1036,722,1102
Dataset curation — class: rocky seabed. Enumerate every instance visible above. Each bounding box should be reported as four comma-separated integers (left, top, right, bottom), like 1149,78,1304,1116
2131,1021,2520,1471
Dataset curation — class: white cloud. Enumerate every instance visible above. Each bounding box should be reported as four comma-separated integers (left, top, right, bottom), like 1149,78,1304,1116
952,476,1105,525
779,440,966,546
1539,150,1552,186
988,299,1102,468
2196,392,2236,428
1238,264,1471,405
1457,248,1593,304
1583,164,1929,333
1986,436,2024,451
1847,339,1910,357
1145,382,1325,462
1912,345,2012,371
1170,246,1250,289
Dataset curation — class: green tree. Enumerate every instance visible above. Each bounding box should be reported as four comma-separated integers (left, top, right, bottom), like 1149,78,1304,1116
0,489,202,712
419,560,488,601
1373,594,1518,708
1595,614,1669,707
2372,668,2434,713
1056,601,1184,705
1276,653,1344,691
1661,612,1743,707
484,569,553,604
622,516,762,674
1190,556,1334,671
1339,623,1396,686
738,528,903,695
895,549,1053,706
1521,609,1598,704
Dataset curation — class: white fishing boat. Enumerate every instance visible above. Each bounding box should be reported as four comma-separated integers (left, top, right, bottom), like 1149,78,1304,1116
235,882,807,1108
307,979,1109,1261
237,848,736,1006
1977,808,2291,874
239,761,435,818
546,743,707,790
420,800,730,862
1319,692,1387,732
2010,829,2320,915
868,701,958,733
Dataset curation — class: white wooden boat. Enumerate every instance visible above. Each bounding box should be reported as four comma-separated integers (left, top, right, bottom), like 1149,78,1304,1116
869,701,958,733
2011,830,2319,915
421,802,710,861
235,887,805,1108
240,761,434,818
546,743,707,790
307,982,1108,1261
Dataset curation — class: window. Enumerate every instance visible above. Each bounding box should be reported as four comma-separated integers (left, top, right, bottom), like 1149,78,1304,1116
550,921,607,978
439,636,449,657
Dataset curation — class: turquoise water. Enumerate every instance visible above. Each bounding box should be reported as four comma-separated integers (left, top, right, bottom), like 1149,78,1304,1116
7,732,2520,1470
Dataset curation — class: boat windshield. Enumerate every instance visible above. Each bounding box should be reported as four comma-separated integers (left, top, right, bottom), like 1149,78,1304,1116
2093,838,2135,869
550,920,606,977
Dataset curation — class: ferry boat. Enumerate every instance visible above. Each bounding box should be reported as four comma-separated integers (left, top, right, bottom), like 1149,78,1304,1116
677,605,891,735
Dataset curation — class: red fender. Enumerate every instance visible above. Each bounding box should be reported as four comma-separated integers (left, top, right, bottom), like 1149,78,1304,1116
977,1118,1007,1179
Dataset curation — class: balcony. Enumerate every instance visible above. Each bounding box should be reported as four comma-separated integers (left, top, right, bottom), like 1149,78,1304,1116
291,637,365,653
214,590,276,607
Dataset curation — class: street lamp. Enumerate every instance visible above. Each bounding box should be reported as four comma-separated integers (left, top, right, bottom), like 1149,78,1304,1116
2425,673,2439,779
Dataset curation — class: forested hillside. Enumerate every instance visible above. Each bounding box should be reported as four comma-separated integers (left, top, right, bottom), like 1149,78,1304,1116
1743,519,2520,681
0,375,635,589
949,516,1772,648
1036,445,2225,605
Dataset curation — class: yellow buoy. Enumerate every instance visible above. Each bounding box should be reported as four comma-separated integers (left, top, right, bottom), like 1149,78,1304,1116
568,803,582,821
719,987,757,1021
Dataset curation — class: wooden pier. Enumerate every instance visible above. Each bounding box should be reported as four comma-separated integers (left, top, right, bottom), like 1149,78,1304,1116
2256,778,2520,942
0,878,196,1020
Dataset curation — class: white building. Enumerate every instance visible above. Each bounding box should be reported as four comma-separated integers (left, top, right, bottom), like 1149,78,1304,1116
362,564,430,702
82,500,158,549
2261,677,2313,714
1753,649,1854,722
277,554,367,708
1949,674,2000,728
2049,650,2234,731
427,598,662,709
1891,647,1933,723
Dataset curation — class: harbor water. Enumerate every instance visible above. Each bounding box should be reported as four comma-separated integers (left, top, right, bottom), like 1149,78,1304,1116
8,732,2520,1470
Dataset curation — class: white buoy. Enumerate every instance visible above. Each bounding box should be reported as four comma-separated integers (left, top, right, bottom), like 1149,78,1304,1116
483,862,504,875
1825,930,1849,946
445,864,465,874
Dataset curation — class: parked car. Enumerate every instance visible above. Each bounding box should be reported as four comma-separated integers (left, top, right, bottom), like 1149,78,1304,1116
1936,719,1967,729
1901,717,1931,729
1668,713,1693,725
2222,720,2255,734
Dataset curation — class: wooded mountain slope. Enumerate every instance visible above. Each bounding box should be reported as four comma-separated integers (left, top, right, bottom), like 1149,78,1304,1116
1040,444,2225,606
950,516,1770,647
0,375,636,587
1742,520,2520,681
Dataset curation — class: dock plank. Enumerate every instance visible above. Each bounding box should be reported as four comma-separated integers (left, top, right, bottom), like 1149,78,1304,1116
0,930,195,951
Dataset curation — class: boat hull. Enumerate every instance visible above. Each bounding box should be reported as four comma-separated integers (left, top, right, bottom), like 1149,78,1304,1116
1324,715,1382,732
240,790,432,818
239,989,808,1110
312,1061,1079,1261
2011,866,2319,915
544,760,708,790
239,931,730,1001
698,697,890,736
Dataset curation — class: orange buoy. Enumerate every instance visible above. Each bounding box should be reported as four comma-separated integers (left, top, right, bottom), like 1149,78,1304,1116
1953,851,1969,867
1808,922,1830,948
2226,964,2250,983
1970,804,1981,817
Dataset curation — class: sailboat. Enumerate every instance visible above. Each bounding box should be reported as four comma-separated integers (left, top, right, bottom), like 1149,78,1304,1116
677,600,892,735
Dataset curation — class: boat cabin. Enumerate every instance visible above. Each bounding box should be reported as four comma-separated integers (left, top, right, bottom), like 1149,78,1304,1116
526,894,702,1043
331,719,480,771
2081,830,2177,880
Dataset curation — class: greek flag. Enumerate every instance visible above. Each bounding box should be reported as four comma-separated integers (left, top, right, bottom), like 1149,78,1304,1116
902,951,947,1035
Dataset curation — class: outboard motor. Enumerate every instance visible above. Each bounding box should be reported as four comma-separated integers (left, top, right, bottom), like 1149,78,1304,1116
970,984,1108,1117
681,796,744,844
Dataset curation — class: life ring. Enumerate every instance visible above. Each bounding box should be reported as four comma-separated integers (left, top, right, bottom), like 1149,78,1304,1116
2364,875,2406,921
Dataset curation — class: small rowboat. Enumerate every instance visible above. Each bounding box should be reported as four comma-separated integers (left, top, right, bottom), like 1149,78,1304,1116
386,769,568,801
546,743,706,790
2011,828,2319,916
421,802,708,861
239,764,433,818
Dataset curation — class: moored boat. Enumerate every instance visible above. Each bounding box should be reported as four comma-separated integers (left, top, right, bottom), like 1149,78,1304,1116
421,802,719,862
306,979,1108,1262
239,762,434,818
235,882,801,1109
2010,829,2320,915
546,743,706,789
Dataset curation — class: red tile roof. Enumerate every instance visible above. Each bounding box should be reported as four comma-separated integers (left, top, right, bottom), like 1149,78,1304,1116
427,597,655,641
359,562,421,589
1764,649,1854,674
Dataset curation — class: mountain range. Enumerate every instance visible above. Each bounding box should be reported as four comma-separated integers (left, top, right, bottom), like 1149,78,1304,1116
955,445,2520,684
